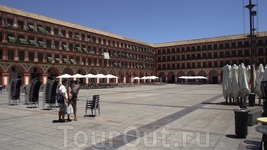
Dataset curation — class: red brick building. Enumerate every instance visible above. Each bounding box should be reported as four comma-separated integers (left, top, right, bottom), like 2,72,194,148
0,5,266,86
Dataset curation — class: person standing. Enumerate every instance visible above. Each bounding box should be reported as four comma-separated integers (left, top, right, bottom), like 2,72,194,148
58,79,68,122
68,80,80,121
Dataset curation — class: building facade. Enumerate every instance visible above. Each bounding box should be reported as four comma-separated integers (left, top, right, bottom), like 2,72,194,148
0,5,266,86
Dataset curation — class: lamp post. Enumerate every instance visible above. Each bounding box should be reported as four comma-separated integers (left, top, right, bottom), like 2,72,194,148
245,0,257,106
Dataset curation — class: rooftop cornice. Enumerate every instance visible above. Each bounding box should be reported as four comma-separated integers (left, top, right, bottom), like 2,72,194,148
0,5,153,47
153,32,267,47
1,5,267,49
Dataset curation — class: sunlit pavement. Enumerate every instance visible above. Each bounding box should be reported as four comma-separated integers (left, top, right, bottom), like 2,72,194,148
0,84,262,150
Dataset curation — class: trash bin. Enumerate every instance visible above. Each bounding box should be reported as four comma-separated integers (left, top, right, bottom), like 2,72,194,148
249,93,255,106
233,108,250,138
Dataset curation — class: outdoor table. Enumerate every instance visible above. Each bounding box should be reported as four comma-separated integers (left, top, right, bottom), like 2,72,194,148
256,117,267,149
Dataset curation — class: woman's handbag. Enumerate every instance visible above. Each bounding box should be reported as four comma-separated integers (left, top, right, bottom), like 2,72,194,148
67,104,73,114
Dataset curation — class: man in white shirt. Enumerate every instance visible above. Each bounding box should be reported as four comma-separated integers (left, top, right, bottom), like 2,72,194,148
58,79,68,122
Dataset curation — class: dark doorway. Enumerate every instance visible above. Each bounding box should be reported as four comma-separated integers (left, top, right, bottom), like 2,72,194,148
212,76,218,84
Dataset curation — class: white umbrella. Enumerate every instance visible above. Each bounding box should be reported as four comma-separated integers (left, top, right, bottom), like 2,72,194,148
263,64,267,81
222,64,232,99
95,74,106,78
84,74,96,78
72,73,84,78
106,74,118,78
255,64,265,97
238,63,249,98
56,74,72,78
141,76,148,79
231,64,239,98
134,77,140,80
149,76,159,80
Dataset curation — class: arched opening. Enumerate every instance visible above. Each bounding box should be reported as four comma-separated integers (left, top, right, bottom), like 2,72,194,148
159,72,166,82
209,70,219,84
168,72,175,83
47,68,58,80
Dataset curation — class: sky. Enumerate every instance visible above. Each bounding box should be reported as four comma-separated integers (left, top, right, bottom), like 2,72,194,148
1,0,266,44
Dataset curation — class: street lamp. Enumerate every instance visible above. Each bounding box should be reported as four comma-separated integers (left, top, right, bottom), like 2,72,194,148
245,0,257,106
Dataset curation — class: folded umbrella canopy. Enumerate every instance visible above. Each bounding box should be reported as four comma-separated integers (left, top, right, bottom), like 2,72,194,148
222,65,232,99
231,64,239,98
238,63,249,98
255,64,265,97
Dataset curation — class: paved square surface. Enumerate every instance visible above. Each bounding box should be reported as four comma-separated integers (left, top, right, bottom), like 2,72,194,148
0,84,263,150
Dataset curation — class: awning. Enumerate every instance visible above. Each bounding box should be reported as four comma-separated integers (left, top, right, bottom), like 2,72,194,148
117,63,122,67
28,24,35,30
38,41,44,47
113,62,118,67
121,53,125,57
55,58,60,62
47,57,53,62
19,38,27,44
89,51,95,54
82,47,87,53
76,47,82,52
75,34,80,39
8,36,16,43
126,54,130,58
37,26,45,33
62,44,68,50
113,53,117,57
62,58,69,63
29,40,37,46
69,59,76,64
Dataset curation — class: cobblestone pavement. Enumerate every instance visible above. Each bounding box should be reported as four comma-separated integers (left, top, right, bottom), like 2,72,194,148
0,84,263,150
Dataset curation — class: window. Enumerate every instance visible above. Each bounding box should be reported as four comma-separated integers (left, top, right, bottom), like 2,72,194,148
46,27,51,34
46,40,51,48
225,43,230,49
238,42,243,47
258,40,263,46
214,61,218,67
68,31,72,38
61,30,66,37
245,50,249,56
38,53,43,62
62,43,68,50
37,25,45,33
158,64,161,70
214,52,218,58
88,58,91,66
81,34,85,41
54,41,59,49
19,51,24,61
28,23,35,31
54,28,58,35
18,21,24,29
158,50,161,54
231,42,236,48
74,33,80,40
69,43,73,51
7,18,13,26
187,63,191,68
0,33,2,42
219,52,224,57
238,50,243,56
8,50,14,60
208,45,212,50
213,44,217,49
55,55,60,63
172,56,175,61
7,34,16,43
219,43,224,49
167,49,170,54
29,52,34,62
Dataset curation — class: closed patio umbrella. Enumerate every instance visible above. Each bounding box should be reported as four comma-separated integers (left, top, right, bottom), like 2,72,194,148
238,63,249,98
222,65,232,99
231,64,239,98
255,64,265,97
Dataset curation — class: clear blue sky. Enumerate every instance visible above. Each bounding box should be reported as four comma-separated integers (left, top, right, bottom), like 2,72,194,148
1,0,266,44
